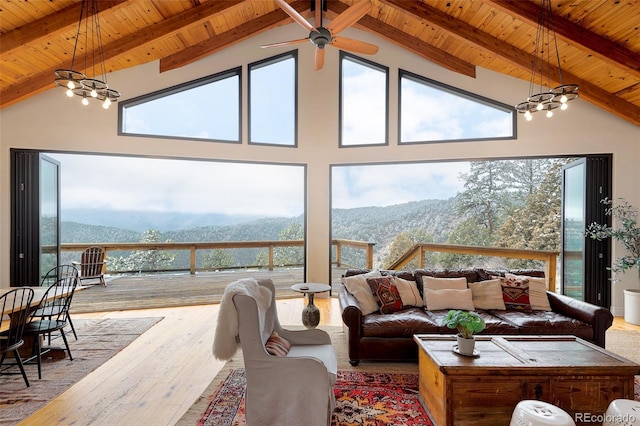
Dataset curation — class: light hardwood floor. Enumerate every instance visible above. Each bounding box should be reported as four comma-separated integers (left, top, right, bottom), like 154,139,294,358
19,296,342,426
19,298,640,426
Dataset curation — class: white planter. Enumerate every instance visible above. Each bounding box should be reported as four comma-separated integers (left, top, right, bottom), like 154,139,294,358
624,289,640,325
456,335,476,356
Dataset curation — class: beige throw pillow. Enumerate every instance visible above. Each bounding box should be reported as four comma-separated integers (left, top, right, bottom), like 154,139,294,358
468,279,506,310
424,288,475,311
393,277,423,307
341,270,383,315
505,273,551,311
422,276,468,291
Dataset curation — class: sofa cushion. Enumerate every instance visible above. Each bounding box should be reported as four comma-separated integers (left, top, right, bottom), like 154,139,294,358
341,269,382,315
490,310,593,341
393,277,423,307
501,275,532,311
424,288,475,311
469,279,506,310
425,309,519,335
362,307,440,337
367,276,404,314
506,273,551,311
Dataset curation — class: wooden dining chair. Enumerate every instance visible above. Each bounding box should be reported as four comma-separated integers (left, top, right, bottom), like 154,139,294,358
36,265,79,340
72,246,106,286
0,287,35,387
24,275,78,379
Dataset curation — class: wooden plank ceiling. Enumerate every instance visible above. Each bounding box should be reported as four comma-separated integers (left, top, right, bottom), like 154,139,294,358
1,0,639,127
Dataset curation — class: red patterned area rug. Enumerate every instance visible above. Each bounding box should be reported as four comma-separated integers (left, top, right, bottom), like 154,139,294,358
197,368,434,426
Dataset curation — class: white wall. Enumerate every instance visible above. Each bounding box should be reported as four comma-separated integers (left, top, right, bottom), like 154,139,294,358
1,24,639,313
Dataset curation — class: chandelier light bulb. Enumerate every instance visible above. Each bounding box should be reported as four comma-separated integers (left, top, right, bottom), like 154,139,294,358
524,110,533,121
536,102,544,111
546,109,553,118
82,95,89,106
561,103,568,111
560,94,568,103
67,80,76,90
90,86,98,98
66,89,74,97
103,98,111,109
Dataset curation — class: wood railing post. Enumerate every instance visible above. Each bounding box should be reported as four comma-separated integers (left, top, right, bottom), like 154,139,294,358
365,243,373,269
268,245,274,271
336,243,342,267
190,246,196,275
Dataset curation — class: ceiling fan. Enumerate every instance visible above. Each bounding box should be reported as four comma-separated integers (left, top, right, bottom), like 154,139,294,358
263,0,379,70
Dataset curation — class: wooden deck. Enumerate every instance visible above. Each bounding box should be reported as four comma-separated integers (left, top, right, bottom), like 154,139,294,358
70,267,345,313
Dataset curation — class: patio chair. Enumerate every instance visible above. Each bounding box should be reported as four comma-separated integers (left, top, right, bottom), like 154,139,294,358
37,264,79,340
220,278,336,426
0,287,35,387
24,275,78,379
72,246,106,286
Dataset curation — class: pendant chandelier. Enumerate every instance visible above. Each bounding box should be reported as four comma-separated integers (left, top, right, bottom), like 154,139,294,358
515,0,578,121
54,0,120,109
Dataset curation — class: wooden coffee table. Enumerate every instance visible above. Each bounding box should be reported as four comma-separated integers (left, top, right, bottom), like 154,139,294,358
414,334,640,426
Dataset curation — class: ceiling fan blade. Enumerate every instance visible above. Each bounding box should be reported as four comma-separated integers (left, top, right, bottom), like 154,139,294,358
314,47,326,70
261,38,310,49
275,0,317,33
326,0,372,36
330,36,379,55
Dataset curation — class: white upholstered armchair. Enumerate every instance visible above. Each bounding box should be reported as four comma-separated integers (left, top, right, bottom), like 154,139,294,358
230,279,337,426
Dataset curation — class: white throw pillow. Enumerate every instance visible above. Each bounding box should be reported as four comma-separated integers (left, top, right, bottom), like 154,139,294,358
506,273,551,311
422,276,468,291
393,277,423,307
341,270,383,315
424,288,475,311
468,279,506,310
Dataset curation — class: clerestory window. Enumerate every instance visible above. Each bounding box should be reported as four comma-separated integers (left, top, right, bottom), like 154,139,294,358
118,68,241,143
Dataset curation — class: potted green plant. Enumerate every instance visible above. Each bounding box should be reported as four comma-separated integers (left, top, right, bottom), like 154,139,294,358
585,197,640,324
442,309,486,356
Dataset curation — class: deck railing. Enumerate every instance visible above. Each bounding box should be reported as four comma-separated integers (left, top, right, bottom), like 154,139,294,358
59,238,375,275
386,242,559,291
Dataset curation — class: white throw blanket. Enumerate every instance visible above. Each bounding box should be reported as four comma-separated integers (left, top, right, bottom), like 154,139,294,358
212,278,272,361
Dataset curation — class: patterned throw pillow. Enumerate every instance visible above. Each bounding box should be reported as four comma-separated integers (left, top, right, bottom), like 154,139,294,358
367,276,404,314
265,332,291,356
501,276,532,311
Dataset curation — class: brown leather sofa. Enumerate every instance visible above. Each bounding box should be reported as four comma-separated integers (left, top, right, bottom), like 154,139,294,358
339,268,614,366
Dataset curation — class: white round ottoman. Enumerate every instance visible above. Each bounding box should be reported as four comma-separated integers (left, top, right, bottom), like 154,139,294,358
510,400,575,426
603,399,640,426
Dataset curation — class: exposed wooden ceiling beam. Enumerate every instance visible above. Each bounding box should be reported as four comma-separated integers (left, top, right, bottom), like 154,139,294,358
0,0,130,56
380,0,640,127
0,1,245,108
159,1,310,73
484,0,640,81
327,1,476,78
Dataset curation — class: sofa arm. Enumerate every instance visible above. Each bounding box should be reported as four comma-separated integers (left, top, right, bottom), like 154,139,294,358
547,292,613,347
339,285,363,331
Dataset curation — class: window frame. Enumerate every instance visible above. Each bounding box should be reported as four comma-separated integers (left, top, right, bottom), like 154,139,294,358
248,51,298,147
118,67,242,144
339,51,389,148
398,69,517,145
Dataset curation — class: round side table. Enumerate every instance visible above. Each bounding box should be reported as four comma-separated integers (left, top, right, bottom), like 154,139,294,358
291,283,331,329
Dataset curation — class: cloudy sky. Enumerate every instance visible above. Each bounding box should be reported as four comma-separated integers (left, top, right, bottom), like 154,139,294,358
49,152,469,217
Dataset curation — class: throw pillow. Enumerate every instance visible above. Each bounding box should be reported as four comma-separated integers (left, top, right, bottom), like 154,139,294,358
506,273,551,311
422,276,468,291
501,276,532,311
423,288,475,311
341,270,382,315
468,279,506,310
367,276,404,314
393,276,424,307
265,332,291,357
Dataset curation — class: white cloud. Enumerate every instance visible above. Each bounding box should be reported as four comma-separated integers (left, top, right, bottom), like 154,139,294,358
49,154,304,217
332,162,470,209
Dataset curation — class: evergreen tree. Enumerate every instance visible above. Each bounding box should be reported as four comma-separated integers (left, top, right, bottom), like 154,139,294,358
202,249,234,269
439,218,492,268
108,229,176,273
255,221,304,267
383,228,435,269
